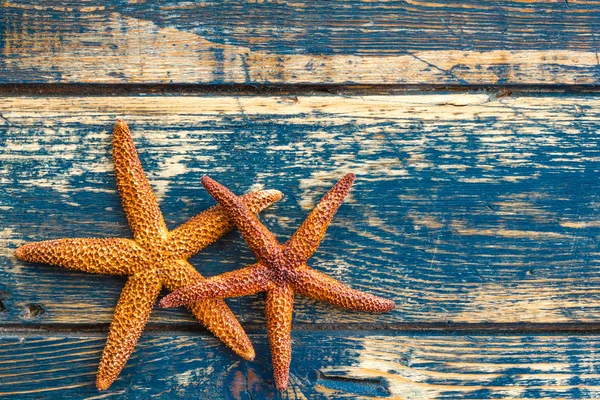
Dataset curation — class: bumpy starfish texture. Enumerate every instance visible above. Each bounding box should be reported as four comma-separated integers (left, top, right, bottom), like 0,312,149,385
160,173,395,390
14,119,283,390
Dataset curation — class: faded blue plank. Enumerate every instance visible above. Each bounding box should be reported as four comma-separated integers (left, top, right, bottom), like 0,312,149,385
1,1,599,84
0,93,599,326
6,0,600,54
1,332,599,399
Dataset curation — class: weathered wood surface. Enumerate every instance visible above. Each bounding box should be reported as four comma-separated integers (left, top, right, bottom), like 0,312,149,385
2,1,600,85
2,332,600,399
1,94,599,326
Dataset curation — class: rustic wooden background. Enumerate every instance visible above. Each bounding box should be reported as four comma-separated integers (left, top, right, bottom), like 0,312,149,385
1,1,600,399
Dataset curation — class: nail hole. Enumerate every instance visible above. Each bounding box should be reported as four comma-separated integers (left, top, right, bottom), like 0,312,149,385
526,269,534,276
22,304,45,319
280,95,299,105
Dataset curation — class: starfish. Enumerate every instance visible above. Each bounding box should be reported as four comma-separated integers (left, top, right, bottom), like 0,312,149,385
14,119,283,390
160,173,396,390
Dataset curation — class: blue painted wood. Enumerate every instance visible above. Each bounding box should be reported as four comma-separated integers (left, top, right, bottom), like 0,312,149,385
1,1,599,84
0,94,598,327
1,332,600,399
1,1,599,397
46,0,600,53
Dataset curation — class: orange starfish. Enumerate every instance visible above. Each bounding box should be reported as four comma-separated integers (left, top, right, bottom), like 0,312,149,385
14,119,283,390
160,173,395,390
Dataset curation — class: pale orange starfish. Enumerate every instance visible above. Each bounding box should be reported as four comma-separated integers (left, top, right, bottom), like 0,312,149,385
160,173,395,390
14,119,283,390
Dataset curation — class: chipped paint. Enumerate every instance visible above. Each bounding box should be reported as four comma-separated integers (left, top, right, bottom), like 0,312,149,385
1,93,599,328
2,7,600,84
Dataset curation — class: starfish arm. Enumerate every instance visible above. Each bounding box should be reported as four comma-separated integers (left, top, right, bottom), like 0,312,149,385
292,266,395,312
201,176,282,263
96,272,162,390
159,263,268,308
283,173,356,266
162,260,255,360
112,119,167,247
167,189,283,259
14,238,142,275
266,284,294,391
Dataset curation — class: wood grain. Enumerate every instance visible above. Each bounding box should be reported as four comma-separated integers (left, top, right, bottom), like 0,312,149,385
1,94,599,326
2,1,600,85
1,332,600,399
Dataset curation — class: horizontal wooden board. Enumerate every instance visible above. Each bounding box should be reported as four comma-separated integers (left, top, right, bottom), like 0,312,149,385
1,94,599,327
2,1,600,84
1,332,600,398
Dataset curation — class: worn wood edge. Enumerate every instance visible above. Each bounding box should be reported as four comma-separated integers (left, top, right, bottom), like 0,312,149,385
1,333,600,398
2,92,598,117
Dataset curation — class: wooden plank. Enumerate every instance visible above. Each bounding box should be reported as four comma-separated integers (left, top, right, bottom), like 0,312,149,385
1,1,600,85
1,94,599,326
1,332,600,398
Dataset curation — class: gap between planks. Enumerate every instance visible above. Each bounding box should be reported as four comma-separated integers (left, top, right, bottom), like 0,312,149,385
0,83,599,97
4,323,600,337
